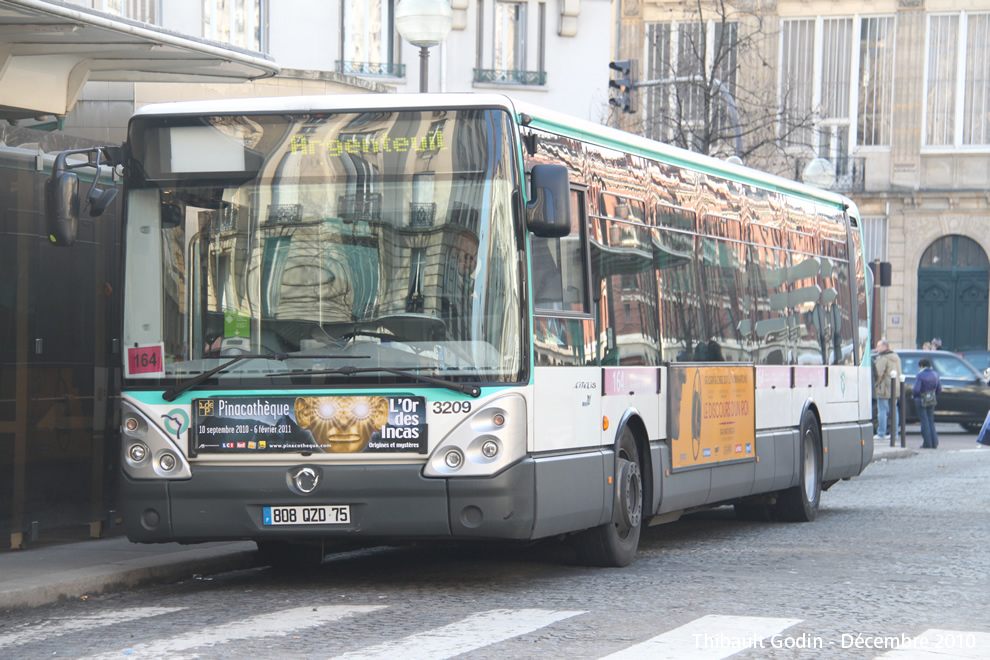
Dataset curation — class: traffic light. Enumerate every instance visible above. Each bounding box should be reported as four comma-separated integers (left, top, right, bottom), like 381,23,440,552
609,59,638,114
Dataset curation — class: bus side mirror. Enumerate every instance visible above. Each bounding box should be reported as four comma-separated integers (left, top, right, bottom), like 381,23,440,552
44,147,119,246
45,165,80,246
526,164,571,238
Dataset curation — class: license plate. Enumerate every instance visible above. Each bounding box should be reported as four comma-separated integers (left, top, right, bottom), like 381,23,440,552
262,505,350,526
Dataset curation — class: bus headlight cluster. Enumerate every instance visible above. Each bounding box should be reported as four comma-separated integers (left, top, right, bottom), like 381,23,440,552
120,400,191,480
424,395,525,477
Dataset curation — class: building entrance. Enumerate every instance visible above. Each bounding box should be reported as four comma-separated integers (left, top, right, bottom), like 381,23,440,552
917,235,989,351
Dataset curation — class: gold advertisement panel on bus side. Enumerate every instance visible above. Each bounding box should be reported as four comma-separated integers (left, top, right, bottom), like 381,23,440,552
668,365,755,470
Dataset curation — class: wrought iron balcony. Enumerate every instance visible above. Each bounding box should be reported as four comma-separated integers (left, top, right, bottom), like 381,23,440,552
794,157,866,193
338,193,382,222
473,68,546,86
336,61,405,77
410,202,436,228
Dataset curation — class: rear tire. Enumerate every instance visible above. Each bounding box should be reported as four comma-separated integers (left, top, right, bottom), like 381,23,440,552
257,540,326,570
961,422,982,434
774,411,822,522
574,428,643,567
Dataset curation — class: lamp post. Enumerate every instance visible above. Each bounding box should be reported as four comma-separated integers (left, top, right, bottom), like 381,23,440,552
395,0,453,93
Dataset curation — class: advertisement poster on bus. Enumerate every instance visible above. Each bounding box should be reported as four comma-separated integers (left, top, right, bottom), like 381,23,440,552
668,365,755,470
189,395,427,455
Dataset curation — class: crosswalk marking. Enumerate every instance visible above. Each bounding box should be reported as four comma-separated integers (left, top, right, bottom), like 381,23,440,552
0,607,184,650
7,605,985,660
328,608,586,660
82,605,383,660
875,629,990,659
600,615,803,660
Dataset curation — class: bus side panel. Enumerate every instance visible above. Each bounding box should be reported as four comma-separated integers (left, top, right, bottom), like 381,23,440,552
706,461,756,504
530,451,607,538
649,442,665,514
823,423,868,481
657,465,710,514
860,423,875,471
772,429,799,491
751,431,776,494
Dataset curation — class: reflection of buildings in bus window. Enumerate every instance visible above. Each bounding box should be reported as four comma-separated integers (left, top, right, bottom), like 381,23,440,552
533,317,596,367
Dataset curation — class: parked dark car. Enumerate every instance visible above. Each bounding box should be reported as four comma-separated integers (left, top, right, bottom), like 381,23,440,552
960,350,990,381
894,350,990,432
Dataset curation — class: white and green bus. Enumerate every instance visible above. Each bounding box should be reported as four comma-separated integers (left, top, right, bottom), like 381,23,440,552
47,94,874,567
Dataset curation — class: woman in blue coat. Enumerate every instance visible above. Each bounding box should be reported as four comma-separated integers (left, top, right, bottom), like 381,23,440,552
912,358,942,449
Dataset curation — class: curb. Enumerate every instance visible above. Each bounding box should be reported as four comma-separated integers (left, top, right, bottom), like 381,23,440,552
871,448,917,462
0,544,263,611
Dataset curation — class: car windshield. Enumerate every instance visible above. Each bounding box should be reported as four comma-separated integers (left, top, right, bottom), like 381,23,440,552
121,107,524,387
901,353,979,379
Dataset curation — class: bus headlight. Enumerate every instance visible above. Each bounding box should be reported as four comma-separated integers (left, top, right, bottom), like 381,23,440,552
444,450,464,469
481,440,499,458
120,399,191,480
424,394,526,477
158,452,177,472
127,442,149,464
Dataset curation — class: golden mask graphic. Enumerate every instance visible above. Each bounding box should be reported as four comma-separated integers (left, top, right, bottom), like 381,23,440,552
294,396,389,453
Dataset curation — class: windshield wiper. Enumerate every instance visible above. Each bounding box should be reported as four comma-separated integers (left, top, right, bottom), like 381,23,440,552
268,365,482,398
161,353,365,402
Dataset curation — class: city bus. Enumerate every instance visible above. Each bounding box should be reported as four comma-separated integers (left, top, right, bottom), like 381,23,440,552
46,93,874,567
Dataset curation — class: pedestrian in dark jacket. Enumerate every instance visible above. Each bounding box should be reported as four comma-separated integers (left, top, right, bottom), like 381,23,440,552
912,358,942,449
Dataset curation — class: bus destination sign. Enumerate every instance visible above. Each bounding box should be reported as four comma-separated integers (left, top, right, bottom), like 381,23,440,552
190,395,427,455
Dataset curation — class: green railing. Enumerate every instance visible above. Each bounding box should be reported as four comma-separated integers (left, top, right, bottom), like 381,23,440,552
336,61,406,77
473,69,546,85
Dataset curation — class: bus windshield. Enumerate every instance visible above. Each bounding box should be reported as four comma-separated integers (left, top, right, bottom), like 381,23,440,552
122,107,523,388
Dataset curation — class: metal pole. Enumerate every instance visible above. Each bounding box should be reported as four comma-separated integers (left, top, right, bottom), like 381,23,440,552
889,376,897,448
899,382,907,448
419,46,430,93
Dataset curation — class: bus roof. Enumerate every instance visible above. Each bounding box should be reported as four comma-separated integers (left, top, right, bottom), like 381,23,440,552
511,98,854,211
133,92,518,118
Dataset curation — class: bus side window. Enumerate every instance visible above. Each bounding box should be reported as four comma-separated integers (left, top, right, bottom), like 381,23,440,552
531,189,588,314
532,189,593,367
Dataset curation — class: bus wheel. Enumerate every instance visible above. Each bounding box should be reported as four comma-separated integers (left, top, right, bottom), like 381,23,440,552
774,412,822,522
257,540,325,570
574,428,643,567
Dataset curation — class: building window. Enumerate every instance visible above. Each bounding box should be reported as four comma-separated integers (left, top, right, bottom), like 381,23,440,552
645,20,738,151
338,0,403,77
780,16,897,167
474,1,546,86
102,0,159,24
495,0,526,72
859,16,896,147
925,12,990,147
204,0,265,52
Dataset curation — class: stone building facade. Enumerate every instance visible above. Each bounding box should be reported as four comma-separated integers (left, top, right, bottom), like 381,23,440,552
615,0,990,352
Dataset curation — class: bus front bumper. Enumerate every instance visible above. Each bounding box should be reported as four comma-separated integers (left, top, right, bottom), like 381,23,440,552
120,459,537,544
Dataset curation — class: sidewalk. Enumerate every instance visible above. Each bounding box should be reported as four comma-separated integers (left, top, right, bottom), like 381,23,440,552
0,440,921,613
0,537,262,611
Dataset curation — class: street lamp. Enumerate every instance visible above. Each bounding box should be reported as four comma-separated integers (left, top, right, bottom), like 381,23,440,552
395,0,453,93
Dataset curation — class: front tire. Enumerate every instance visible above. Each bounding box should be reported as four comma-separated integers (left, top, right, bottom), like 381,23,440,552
574,428,643,567
774,411,822,522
